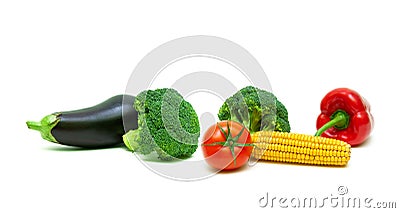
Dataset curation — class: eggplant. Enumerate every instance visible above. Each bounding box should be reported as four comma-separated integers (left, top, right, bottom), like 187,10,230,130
26,94,138,148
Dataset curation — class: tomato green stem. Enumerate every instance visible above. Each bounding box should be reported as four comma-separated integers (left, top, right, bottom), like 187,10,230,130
212,122,253,166
315,110,350,136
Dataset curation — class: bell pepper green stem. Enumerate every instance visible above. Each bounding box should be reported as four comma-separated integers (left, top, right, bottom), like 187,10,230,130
26,114,60,143
315,110,350,136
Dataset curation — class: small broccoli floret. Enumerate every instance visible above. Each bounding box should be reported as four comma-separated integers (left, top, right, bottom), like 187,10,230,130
275,117,291,132
218,86,290,133
123,88,200,160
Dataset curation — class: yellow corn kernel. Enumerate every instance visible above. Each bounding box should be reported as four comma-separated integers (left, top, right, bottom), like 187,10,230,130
251,131,351,166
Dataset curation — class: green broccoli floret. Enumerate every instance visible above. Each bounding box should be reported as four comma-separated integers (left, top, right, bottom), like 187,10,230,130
218,86,290,133
123,88,200,160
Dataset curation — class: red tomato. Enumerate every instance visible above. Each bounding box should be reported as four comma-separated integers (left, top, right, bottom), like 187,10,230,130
201,120,253,171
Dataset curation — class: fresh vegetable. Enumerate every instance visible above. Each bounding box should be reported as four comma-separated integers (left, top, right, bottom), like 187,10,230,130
26,95,138,148
218,86,290,133
201,121,253,171
123,88,200,160
251,131,351,166
315,88,374,146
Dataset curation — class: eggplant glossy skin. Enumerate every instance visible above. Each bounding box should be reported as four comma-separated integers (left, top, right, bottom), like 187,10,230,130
51,95,137,148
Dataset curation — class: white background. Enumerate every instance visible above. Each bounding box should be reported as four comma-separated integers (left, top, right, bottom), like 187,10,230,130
1,0,399,212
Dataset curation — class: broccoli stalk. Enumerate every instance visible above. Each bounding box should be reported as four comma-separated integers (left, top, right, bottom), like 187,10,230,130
123,130,140,151
218,86,290,133
123,88,200,161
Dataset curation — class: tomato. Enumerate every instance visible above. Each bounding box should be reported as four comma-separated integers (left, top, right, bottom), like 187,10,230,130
201,120,253,171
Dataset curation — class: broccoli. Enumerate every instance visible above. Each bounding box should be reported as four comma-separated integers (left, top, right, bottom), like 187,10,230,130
218,86,290,133
123,88,200,160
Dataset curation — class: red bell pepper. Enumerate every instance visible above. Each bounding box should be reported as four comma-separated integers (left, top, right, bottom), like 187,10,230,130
315,88,374,146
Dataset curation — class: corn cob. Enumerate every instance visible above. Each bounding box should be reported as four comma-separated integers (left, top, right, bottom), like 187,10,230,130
251,131,351,166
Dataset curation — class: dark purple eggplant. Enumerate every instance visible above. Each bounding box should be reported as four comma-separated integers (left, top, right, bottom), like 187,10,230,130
26,95,137,148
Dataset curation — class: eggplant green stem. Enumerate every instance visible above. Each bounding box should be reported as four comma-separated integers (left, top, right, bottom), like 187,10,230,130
315,110,350,136
26,114,60,143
